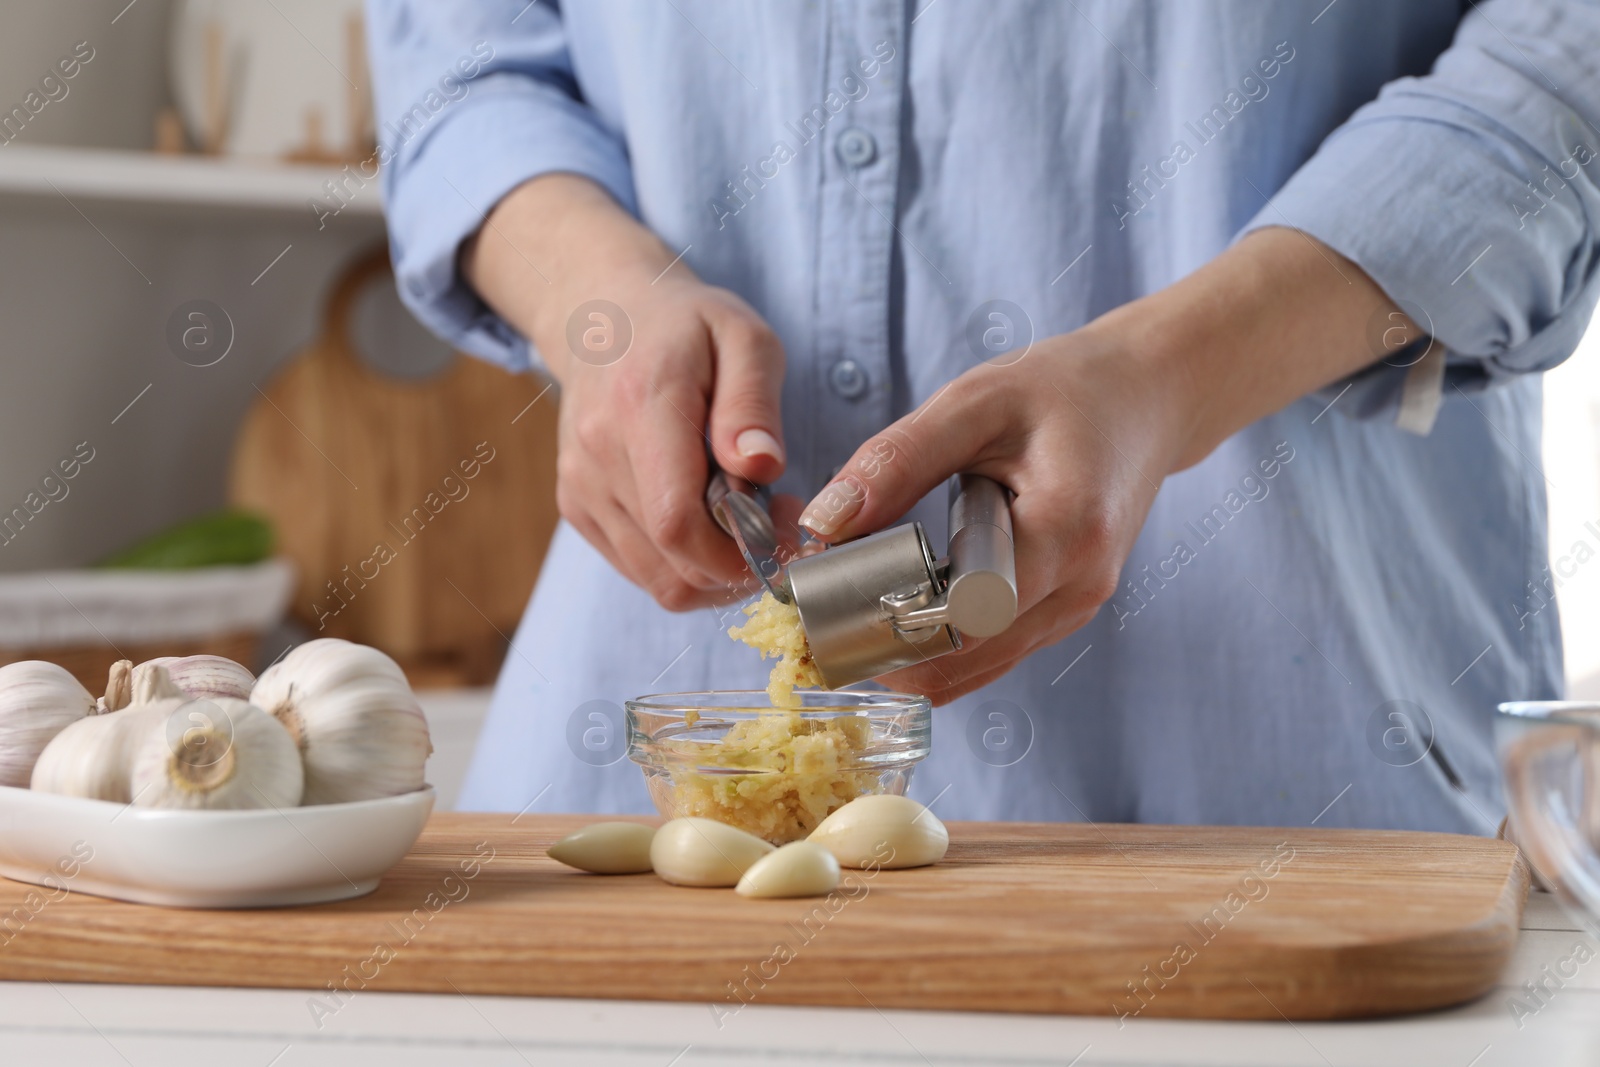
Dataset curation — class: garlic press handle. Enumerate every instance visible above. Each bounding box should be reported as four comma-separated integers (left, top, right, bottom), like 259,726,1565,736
944,474,1017,638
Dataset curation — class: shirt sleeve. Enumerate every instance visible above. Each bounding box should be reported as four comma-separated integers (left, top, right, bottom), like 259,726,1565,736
1241,0,1600,432
365,0,637,370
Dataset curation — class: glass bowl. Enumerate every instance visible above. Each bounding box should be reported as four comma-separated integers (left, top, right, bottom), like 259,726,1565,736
1496,702,1600,933
626,690,932,844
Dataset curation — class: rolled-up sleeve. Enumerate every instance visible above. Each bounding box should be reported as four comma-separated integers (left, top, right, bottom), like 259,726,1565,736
1242,0,1600,428
366,0,636,368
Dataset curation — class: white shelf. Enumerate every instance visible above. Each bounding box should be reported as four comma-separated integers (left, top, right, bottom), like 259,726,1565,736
0,143,385,217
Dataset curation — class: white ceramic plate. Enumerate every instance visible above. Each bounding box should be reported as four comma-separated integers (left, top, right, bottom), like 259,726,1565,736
0,785,433,909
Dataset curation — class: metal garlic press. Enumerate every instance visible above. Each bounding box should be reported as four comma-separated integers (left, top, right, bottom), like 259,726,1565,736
708,470,1018,687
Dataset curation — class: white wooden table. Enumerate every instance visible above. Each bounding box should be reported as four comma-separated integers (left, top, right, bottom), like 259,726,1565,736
1,893,1594,1066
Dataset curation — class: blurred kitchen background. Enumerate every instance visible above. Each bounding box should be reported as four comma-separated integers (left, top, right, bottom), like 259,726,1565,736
0,1,560,808
2,1,1598,810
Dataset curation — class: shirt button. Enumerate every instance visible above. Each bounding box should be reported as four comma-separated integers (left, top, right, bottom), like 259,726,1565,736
835,127,877,168
828,358,869,399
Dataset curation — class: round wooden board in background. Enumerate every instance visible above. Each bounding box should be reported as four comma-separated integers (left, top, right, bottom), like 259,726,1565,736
230,249,559,686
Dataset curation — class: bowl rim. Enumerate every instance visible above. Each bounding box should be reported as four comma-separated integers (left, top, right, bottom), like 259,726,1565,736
1496,701,1600,727
0,783,436,824
624,689,932,714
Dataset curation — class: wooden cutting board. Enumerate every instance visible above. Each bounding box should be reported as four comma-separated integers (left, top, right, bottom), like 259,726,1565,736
0,814,1526,1021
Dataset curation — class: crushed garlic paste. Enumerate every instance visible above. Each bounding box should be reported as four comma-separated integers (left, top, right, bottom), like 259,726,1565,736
665,591,872,842
727,591,825,707
669,711,877,843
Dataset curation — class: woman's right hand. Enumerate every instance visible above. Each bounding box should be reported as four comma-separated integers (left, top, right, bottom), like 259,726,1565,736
462,174,790,611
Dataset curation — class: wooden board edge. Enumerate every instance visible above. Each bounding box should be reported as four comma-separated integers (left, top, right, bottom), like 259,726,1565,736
1258,844,1534,1021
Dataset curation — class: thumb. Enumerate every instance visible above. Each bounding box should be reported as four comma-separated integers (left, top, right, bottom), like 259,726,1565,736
799,389,989,542
705,307,787,485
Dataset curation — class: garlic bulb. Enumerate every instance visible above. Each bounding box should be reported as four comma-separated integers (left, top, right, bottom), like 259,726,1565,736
0,661,96,787
650,817,774,887
548,822,657,874
736,840,840,898
806,793,949,869
249,638,432,805
129,696,303,810
31,665,190,802
134,655,255,702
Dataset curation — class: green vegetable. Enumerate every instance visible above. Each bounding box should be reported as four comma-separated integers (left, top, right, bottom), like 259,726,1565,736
97,510,275,570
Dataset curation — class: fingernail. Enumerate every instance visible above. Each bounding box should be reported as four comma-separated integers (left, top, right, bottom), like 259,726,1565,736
735,428,784,463
798,476,864,539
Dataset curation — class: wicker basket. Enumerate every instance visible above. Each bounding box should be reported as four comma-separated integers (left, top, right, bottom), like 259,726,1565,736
0,560,294,692
0,632,261,694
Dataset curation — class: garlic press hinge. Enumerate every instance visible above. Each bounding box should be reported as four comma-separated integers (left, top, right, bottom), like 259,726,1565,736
879,567,956,637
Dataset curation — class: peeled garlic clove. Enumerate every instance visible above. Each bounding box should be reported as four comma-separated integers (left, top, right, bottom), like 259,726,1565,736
807,794,949,870
736,840,841,898
0,661,96,788
250,638,432,805
548,822,657,874
129,697,303,810
134,655,255,702
650,817,775,887
32,664,195,802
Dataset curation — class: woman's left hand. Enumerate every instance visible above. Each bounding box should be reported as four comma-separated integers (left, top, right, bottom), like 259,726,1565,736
795,227,1415,704
796,328,1184,704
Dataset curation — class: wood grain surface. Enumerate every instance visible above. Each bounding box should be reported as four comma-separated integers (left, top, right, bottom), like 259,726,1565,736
0,814,1528,1021
229,250,559,686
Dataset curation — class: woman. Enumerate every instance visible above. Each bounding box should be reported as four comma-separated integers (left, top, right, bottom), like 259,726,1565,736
366,1,1600,832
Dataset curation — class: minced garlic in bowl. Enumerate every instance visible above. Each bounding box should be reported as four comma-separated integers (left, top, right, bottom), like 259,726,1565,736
668,711,876,842
625,691,932,844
